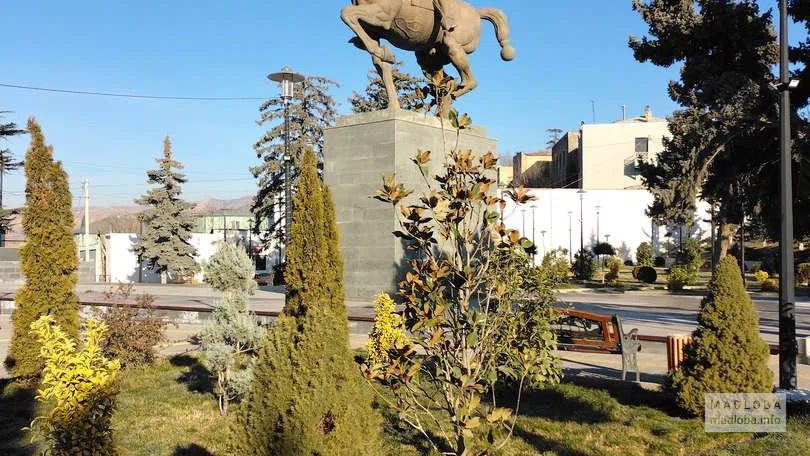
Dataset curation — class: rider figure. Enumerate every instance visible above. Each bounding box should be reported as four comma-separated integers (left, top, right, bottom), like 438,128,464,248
433,0,456,32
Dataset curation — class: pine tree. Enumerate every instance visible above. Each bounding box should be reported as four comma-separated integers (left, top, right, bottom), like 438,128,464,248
282,147,327,319
667,256,773,416
251,75,338,244
349,61,424,112
5,119,79,378
630,0,780,255
0,111,24,246
134,137,197,284
232,148,382,455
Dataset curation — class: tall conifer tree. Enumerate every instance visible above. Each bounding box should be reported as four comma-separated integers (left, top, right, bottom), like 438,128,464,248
233,148,382,455
5,119,79,378
0,112,24,246
134,137,197,284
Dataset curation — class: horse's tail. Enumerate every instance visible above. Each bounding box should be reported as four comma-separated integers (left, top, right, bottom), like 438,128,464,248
478,7,516,61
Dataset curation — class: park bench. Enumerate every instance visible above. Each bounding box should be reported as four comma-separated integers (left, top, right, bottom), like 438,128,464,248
554,309,642,382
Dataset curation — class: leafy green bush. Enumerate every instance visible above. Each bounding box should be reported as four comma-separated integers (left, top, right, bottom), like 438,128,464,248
654,256,666,267
680,238,703,272
30,315,120,454
624,259,634,267
666,257,772,416
605,257,622,285
94,284,170,369
636,242,655,267
799,263,810,287
540,248,571,284
667,267,695,291
761,278,779,292
636,266,658,284
572,249,598,280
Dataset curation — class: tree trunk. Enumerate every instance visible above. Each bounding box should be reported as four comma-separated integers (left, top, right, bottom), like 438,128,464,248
160,270,167,285
716,217,738,263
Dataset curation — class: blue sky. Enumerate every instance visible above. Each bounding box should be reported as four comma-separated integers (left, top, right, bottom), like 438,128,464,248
0,1,802,206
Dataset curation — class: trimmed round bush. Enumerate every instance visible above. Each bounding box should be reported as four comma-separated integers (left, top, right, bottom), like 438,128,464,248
667,267,694,291
624,260,634,267
654,256,666,267
636,266,658,284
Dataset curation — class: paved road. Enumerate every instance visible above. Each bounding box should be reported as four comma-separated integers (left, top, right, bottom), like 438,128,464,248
556,290,810,344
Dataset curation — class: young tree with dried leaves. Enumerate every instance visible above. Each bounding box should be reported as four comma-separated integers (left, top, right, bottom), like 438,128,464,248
5,119,79,378
362,84,560,455
250,74,338,245
349,61,424,112
134,136,198,284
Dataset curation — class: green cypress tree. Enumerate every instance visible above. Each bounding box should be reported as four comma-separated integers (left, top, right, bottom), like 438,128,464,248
5,119,79,378
232,148,382,455
322,185,345,314
134,137,197,284
282,147,327,318
667,256,773,415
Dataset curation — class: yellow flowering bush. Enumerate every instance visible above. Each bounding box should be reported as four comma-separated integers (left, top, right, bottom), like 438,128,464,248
366,293,404,365
754,270,769,282
29,315,121,455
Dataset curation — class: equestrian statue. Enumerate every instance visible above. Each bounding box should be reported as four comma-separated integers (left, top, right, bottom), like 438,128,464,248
341,0,515,111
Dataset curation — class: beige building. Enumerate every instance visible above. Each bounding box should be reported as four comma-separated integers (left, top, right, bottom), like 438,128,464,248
579,106,668,189
550,130,580,188
496,164,513,188
512,150,553,187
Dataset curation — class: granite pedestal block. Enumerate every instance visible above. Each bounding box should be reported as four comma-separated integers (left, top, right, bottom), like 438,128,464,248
324,109,497,299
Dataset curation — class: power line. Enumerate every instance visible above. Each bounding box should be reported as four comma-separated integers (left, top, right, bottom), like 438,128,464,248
0,82,269,101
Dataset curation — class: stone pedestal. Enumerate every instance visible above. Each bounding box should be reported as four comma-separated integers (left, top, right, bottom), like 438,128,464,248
324,109,497,299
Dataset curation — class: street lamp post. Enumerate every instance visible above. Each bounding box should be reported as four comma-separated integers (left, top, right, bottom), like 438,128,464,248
778,0,797,390
531,205,537,261
568,211,573,263
541,230,547,257
268,67,305,248
596,205,601,244
521,208,526,237
577,190,586,278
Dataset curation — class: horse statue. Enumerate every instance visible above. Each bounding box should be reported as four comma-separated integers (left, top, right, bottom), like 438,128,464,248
341,0,515,111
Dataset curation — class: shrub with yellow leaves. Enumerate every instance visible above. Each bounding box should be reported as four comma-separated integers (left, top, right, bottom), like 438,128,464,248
366,293,405,365
29,315,120,455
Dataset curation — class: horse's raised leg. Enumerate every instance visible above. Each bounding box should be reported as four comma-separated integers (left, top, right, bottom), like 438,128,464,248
341,4,396,64
372,54,400,110
442,37,478,99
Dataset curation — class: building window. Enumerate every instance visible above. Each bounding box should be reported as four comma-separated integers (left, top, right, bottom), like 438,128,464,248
635,137,649,154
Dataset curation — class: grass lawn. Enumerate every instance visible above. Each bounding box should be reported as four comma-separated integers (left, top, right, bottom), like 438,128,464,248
2,352,809,455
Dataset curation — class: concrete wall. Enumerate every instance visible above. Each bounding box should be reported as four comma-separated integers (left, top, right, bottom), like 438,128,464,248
580,115,669,190
324,109,497,298
104,233,220,283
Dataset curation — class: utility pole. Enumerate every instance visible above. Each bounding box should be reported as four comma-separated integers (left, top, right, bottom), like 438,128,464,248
778,0,797,390
596,205,601,244
83,180,90,262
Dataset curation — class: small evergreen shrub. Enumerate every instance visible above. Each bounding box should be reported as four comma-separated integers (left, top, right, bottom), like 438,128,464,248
94,284,169,369
754,270,769,283
366,293,404,366
654,256,666,267
636,242,655,267
605,257,622,285
799,263,810,287
200,293,265,415
667,267,694,291
203,242,258,297
624,259,634,267
572,249,597,280
666,257,772,416
30,315,120,454
636,266,658,284
761,278,779,292
593,242,615,257
540,248,571,284
680,238,703,272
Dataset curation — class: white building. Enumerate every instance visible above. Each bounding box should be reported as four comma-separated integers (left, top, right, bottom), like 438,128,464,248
102,233,220,283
